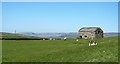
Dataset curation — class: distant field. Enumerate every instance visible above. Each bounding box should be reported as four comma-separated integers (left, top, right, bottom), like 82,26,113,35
2,36,118,62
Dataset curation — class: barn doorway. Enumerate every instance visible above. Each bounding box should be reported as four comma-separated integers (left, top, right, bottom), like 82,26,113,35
84,35,87,39
80,36,82,38
84,35,87,37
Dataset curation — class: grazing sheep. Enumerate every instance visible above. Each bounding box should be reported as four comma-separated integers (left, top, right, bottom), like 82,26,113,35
53,38,55,40
50,38,52,40
74,39,79,44
76,39,78,42
43,38,45,40
89,40,97,46
64,37,67,41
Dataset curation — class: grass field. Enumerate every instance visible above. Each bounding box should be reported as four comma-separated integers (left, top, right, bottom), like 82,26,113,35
2,36,118,62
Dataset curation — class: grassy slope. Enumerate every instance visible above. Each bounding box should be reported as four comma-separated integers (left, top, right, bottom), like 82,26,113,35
2,36,118,62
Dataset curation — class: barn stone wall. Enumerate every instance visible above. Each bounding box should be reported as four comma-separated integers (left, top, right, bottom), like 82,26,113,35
79,32,96,39
95,30,103,38
79,30,103,39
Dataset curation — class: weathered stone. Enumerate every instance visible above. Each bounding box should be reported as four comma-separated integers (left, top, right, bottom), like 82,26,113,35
78,27,103,39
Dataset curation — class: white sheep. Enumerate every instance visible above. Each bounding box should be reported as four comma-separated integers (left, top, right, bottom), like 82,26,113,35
43,39,45,40
64,37,67,41
76,39,78,42
89,40,97,46
50,38,52,40
53,38,55,40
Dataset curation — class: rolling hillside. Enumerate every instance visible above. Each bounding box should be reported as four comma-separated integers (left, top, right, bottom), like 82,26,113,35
0,32,41,39
19,32,119,38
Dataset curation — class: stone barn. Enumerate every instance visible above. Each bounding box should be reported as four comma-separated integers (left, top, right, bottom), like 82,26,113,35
78,27,103,39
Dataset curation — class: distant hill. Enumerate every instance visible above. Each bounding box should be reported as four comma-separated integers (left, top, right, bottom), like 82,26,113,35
0,32,40,39
18,32,119,38
104,32,119,37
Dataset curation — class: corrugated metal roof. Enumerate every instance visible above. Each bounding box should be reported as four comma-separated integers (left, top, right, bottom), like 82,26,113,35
79,27,101,32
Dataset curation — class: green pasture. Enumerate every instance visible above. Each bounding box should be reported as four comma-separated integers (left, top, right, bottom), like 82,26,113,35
2,36,118,62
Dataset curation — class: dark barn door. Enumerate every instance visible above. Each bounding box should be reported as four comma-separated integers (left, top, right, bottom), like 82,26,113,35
80,36,82,38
